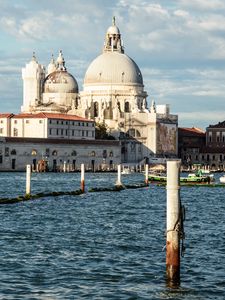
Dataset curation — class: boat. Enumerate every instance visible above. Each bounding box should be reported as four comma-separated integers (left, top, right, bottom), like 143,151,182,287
121,165,135,175
219,175,225,184
148,171,212,184
188,169,214,182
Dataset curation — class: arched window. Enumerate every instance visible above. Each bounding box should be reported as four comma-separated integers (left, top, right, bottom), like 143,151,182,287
52,150,58,156
31,149,37,156
124,101,130,113
103,150,107,158
71,150,77,156
136,130,141,137
109,151,113,157
11,149,16,155
90,151,96,157
94,102,99,117
128,128,135,137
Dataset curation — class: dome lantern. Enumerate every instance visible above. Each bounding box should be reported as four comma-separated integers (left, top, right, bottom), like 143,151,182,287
56,50,66,71
104,16,124,54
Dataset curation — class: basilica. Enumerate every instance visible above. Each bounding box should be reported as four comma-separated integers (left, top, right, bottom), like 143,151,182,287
0,18,178,171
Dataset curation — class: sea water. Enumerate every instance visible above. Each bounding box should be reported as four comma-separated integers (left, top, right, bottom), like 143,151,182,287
0,172,224,299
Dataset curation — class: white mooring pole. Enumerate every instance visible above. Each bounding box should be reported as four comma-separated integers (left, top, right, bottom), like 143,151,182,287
26,164,31,195
80,163,85,193
116,164,122,186
145,164,149,185
166,159,181,285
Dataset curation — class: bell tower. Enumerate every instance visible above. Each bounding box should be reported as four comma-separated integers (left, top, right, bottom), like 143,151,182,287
21,53,45,112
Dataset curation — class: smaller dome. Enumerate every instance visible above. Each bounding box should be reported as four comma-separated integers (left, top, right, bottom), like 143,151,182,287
44,70,78,93
107,25,120,35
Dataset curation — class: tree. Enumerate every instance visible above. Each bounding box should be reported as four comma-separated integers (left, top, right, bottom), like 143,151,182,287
95,122,115,140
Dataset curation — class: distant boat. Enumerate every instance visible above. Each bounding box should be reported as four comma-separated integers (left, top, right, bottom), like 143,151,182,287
148,172,212,184
121,166,134,175
219,175,225,184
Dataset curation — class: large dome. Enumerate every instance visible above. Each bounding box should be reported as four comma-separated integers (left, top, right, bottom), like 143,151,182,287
84,52,143,85
44,70,78,93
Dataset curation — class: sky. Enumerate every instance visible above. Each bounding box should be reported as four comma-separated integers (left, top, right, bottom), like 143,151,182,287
0,0,225,129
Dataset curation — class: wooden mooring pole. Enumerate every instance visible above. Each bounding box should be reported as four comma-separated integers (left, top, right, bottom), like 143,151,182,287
80,163,85,193
26,164,31,195
145,164,149,185
166,159,181,286
116,164,122,186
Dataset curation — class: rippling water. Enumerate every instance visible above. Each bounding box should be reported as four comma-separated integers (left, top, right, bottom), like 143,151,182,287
0,172,225,299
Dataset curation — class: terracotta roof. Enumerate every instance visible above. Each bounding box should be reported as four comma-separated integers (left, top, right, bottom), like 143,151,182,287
207,120,225,128
12,112,93,122
0,113,14,118
178,127,205,136
4,137,120,146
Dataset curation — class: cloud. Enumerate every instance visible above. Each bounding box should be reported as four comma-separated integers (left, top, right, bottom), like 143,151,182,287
0,0,225,129
180,0,225,11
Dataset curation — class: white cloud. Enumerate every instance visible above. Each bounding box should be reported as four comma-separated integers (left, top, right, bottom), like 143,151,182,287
180,0,225,11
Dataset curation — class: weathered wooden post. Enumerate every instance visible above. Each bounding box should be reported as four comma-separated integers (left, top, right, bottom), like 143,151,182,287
166,159,181,286
145,164,149,185
80,163,85,193
116,164,122,186
26,164,31,195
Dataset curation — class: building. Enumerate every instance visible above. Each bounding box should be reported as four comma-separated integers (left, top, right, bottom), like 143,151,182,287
178,127,206,167
178,123,225,170
0,113,95,140
75,17,178,162
0,18,179,170
0,137,120,172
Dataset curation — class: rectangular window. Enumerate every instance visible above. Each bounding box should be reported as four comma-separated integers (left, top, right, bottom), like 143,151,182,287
0,120,3,124
0,155,2,163
39,120,43,124
13,128,18,137
49,129,52,135
61,121,63,125
202,155,205,160
86,131,88,137
72,130,74,136
92,131,94,137
49,120,52,124
72,122,74,126
14,120,17,124
82,131,84,136
66,129,68,135
86,122,88,126
66,121,68,125
61,129,63,135
26,120,29,124
46,148,50,157
5,147,9,156
57,120,59,124
78,122,80,126
0,128,3,134
57,129,59,135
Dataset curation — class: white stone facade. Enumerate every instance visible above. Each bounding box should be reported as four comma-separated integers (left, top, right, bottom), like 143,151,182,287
0,18,178,167
0,113,95,140
0,137,120,171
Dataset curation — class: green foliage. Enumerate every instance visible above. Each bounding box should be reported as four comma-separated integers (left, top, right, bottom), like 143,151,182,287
95,122,115,140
